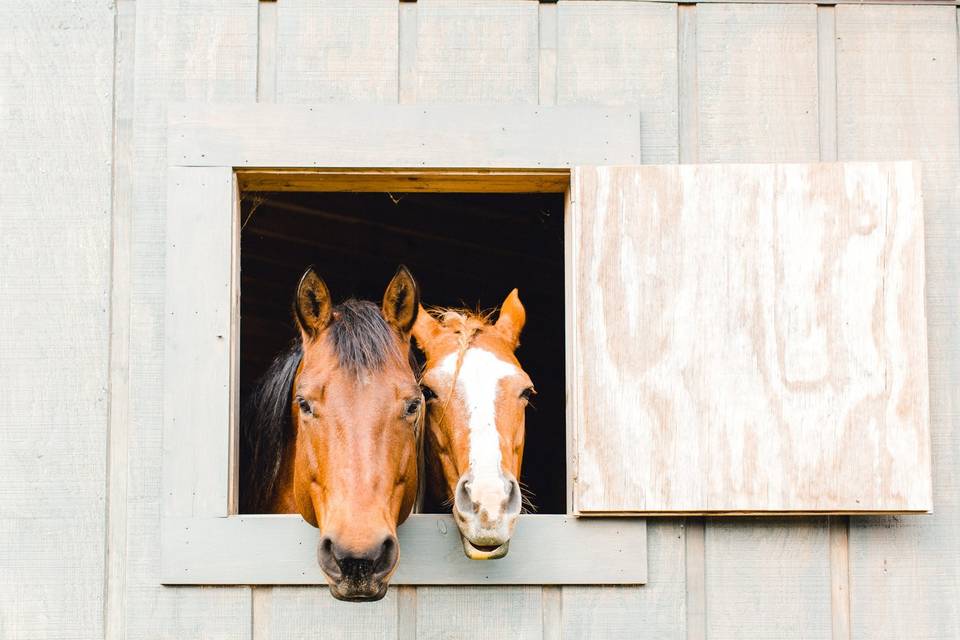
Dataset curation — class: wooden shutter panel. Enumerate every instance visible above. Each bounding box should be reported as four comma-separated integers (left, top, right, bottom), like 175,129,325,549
568,162,931,514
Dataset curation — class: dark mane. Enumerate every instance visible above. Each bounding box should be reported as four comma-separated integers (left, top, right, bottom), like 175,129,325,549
328,299,402,376
240,299,402,513
240,339,302,513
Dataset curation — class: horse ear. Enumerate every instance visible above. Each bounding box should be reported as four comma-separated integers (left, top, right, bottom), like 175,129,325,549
383,265,419,339
294,266,332,340
412,303,441,351
494,288,526,349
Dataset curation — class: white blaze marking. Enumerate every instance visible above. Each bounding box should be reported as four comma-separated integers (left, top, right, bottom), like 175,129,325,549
438,348,519,480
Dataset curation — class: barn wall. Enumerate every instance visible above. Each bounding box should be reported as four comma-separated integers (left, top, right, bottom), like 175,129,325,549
1,1,957,639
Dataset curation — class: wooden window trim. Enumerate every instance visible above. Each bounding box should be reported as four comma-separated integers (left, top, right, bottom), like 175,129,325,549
160,103,647,586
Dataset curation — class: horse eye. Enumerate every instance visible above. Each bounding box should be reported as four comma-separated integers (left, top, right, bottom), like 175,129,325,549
420,385,437,402
520,387,536,401
296,396,312,415
404,397,422,417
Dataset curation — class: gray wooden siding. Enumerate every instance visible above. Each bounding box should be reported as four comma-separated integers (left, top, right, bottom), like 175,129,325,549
0,1,957,639
0,2,114,639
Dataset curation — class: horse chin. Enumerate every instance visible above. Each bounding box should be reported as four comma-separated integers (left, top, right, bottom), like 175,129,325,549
327,582,390,603
461,536,510,560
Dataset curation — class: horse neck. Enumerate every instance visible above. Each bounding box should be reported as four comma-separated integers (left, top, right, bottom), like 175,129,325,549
266,432,300,514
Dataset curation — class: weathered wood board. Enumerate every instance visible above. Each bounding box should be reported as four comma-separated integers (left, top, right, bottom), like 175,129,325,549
124,1,258,638
416,586,544,640
560,520,687,639
414,0,538,105
705,518,832,637
168,103,641,168
556,0,679,164
162,515,647,585
696,3,820,163
276,0,398,104
570,161,931,514
835,6,960,639
0,2,114,638
163,166,236,519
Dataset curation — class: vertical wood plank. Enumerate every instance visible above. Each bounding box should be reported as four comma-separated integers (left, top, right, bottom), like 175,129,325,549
276,0,398,104
684,519,706,640
829,516,852,640
257,0,278,104
556,0,679,163
398,2,418,105
163,166,236,519
410,3,540,635
705,519,832,639
693,7,830,637
697,4,820,162
0,2,114,638
836,6,960,638
818,9,852,640
126,1,257,637
557,5,679,636
416,587,543,640
541,586,562,640
265,0,402,632
397,586,417,640
415,0,538,104
678,13,702,640
678,4,699,165
538,3,558,106
561,522,687,639
817,6,838,163
251,587,272,640
265,588,399,640
106,2,137,639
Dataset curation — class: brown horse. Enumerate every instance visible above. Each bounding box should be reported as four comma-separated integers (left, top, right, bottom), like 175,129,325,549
413,290,533,559
240,266,422,601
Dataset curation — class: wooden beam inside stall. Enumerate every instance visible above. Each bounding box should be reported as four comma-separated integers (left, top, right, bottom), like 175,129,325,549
236,168,571,193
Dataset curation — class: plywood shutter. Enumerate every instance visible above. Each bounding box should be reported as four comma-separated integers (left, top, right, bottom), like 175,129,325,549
568,162,931,514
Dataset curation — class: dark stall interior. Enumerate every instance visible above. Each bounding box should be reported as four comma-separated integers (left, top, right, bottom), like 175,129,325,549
239,190,567,514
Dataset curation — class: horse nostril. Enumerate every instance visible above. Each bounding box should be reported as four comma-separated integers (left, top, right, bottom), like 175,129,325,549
317,536,342,579
455,476,475,514
372,535,399,578
505,478,522,515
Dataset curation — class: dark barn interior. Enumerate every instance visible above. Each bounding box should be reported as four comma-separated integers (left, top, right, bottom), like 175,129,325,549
239,190,567,514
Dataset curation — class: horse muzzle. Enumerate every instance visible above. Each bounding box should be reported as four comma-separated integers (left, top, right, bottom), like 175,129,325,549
452,471,522,560
317,534,399,601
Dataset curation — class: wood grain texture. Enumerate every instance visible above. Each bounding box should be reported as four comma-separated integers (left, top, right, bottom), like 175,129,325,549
276,0,397,104
126,1,257,637
705,518,832,638
263,587,399,640
554,7,681,632
415,0,538,104
538,3,558,106
256,1,277,103
697,4,820,162
561,520,687,639
235,168,571,193
416,587,543,640
168,103,641,168
162,515,646,585
0,2,113,638
556,1,679,163
835,6,960,638
105,3,137,638
571,162,930,514
163,167,236,518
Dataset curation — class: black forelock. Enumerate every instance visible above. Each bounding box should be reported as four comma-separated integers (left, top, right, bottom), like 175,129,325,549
327,299,402,376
